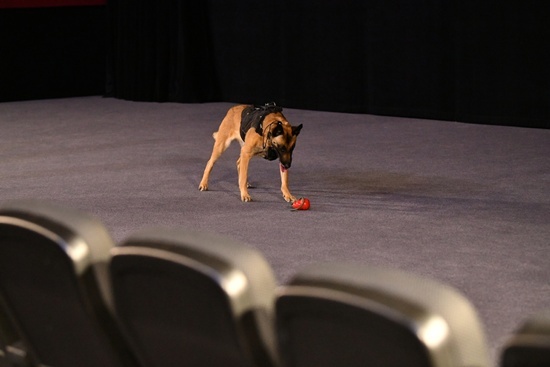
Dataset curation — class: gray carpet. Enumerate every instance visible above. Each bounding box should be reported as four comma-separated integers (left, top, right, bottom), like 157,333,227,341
1,96,549,364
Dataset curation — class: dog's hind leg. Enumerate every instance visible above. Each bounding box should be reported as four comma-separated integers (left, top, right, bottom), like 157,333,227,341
198,132,232,191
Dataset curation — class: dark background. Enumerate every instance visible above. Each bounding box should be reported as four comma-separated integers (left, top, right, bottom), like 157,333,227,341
1,1,548,128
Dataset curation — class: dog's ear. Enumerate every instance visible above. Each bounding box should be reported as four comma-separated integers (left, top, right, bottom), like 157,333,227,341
293,124,303,136
272,121,284,137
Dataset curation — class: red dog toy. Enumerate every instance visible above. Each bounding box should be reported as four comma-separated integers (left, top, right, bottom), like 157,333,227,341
291,197,310,210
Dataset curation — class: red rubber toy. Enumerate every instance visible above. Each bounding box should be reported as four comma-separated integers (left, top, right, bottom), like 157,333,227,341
291,197,310,210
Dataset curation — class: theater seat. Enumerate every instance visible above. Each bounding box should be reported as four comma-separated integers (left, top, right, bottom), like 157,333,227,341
1,294,32,367
501,309,550,367
1,295,16,366
276,263,490,367
0,200,139,367
109,229,279,367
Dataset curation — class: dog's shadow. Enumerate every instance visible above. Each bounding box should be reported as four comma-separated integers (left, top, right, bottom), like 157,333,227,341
297,169,487,199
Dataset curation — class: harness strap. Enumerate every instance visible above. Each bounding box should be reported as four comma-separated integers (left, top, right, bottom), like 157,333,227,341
240,102,283,141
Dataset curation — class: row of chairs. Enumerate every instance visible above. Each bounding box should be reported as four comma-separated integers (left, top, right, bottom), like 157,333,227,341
0,200,547,367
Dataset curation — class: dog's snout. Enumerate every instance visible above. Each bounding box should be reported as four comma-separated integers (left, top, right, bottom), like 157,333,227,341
281,161,291,169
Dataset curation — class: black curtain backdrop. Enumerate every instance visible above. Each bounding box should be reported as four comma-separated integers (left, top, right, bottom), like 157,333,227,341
106,0,218,102
0,5,106,101
106,0,549,128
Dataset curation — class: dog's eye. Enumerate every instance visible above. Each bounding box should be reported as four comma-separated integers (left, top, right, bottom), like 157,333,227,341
273,143,287,154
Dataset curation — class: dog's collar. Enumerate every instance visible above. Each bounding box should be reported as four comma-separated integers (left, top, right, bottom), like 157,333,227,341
261,120,279,149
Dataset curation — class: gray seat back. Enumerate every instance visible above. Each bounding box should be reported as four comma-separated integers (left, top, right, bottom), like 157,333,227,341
501,309,550,367
0,200,139,367
276,263,490,367
110,228,279,367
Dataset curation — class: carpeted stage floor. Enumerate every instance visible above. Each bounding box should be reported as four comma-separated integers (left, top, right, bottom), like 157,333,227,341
1,96,549,364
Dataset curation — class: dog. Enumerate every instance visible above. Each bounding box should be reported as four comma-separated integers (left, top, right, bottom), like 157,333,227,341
199,102,302,202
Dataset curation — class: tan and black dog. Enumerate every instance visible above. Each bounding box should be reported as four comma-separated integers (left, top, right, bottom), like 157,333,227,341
199,103,302,202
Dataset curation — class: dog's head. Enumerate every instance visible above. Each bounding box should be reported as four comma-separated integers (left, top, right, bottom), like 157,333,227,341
265,120,303,171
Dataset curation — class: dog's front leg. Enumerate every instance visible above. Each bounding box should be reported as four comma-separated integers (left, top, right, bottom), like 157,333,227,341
280,166,296,202
237,151,253,202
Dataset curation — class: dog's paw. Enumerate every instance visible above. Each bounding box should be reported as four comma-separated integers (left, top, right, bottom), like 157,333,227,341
283,193,296,203
198,183,208,191
241,193,253,202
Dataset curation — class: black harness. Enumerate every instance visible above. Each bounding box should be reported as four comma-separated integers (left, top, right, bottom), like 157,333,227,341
240,102,283,141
